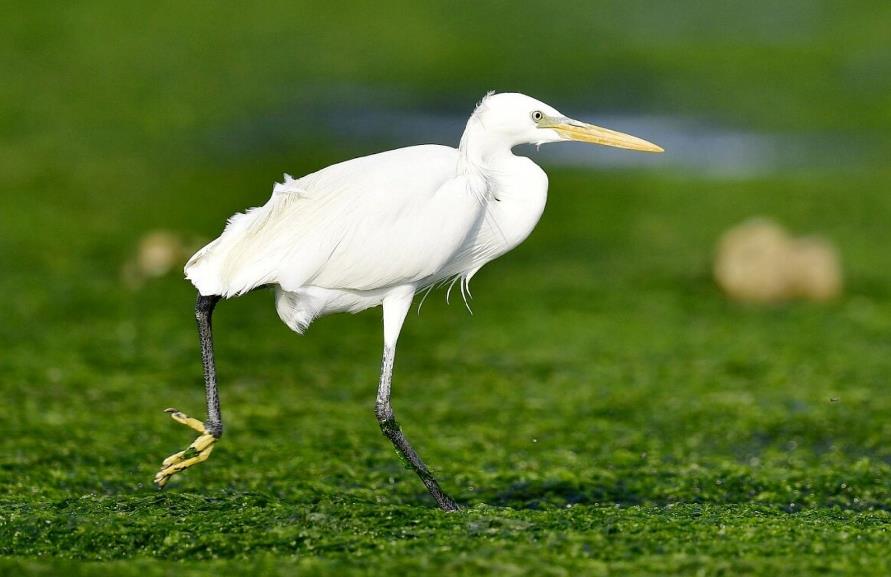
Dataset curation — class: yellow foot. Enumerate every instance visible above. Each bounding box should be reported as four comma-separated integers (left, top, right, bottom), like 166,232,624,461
154,408,217,488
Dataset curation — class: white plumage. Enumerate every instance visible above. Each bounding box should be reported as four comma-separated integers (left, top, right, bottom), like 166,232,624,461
185,94,560,333
157,92,662,509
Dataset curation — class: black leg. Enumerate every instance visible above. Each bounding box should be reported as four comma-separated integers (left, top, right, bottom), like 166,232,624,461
196,294,223,438
154,292,224,487
375,345,460,512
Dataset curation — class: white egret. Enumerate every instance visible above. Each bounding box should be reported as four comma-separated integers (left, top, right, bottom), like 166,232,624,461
154,92,663,511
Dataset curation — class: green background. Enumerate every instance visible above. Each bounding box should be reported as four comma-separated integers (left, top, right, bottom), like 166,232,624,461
2,2,891,575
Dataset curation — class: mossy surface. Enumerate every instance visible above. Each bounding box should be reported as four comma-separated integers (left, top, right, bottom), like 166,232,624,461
3,2,891,575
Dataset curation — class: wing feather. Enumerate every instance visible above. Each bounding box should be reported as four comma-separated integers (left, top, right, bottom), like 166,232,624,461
185,145,486,297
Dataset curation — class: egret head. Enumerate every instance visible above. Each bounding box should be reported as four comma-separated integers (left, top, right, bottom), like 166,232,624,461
470,92,663,153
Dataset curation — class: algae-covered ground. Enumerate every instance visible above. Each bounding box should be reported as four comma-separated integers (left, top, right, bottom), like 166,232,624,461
2,2,891,576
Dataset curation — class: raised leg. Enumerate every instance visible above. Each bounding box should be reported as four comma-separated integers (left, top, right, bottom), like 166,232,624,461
154,293,223,488
375,289,459,511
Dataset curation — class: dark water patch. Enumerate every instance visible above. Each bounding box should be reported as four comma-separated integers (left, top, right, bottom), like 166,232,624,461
208,92,875,179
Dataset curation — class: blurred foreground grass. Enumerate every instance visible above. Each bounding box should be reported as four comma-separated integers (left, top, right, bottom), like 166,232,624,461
2,2,891,576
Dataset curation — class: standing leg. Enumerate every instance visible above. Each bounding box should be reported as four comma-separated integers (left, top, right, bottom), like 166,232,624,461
375,289,459,511
154,293,223,487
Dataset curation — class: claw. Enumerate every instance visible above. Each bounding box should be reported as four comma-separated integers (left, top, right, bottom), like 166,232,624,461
164,408,206,433
154,443,215,487
160,432,215,467
154,409,217,488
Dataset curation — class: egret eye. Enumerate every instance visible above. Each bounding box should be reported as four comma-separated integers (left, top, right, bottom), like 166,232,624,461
531,111,543,122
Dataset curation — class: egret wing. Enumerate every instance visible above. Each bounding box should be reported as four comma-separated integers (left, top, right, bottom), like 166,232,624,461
185,145,485,296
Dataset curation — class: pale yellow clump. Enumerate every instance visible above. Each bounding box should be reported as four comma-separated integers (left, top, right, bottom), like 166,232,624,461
137,230,184,278
785,236,843,302
714,218,842,303
121,230,205,289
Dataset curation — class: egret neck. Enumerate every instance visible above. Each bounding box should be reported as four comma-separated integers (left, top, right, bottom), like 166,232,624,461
456,108,550,263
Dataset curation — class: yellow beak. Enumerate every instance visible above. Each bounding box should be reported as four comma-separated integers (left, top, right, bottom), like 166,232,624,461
549,118,664,153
